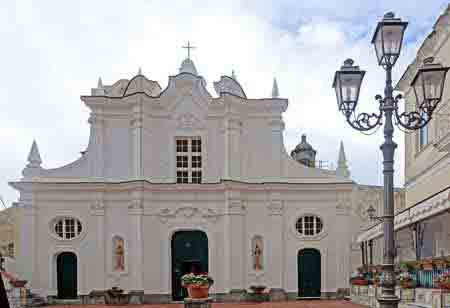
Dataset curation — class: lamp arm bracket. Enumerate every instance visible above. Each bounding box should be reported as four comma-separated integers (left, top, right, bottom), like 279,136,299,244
345,100,383,132
394,96,434,130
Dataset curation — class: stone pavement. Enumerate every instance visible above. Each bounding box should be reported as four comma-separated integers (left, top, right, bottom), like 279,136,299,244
44,300,363,308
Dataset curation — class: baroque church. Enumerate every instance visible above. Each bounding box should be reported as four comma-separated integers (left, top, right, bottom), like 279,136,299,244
9,53,389,303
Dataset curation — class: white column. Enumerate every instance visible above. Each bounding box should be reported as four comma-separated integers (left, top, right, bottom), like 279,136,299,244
226,190,246,291
90,200,105,290
267,193,284,289
128,191,144,290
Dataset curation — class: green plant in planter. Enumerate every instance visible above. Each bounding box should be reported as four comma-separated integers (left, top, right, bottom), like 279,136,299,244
181,273,214,288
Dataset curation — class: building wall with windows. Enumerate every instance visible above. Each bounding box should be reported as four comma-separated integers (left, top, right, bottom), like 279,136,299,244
8,57,388,302
354,5,450,262
396,5,450,210
0,205,21,259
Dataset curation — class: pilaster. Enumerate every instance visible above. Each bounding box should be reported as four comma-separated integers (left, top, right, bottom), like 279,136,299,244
90,196,106,290
269,118,284,178
19,190,37,289
225,190,246,292
88,111,105,178
267,192,284,291
128,189,144,290
223,116,242,180
131,101,144,179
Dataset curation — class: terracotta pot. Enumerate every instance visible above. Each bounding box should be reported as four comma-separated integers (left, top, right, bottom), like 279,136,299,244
400,280,416,289
437,282,450,290
422,259,434,271
351,279,368,286
188,286,210,299
11,280,27,288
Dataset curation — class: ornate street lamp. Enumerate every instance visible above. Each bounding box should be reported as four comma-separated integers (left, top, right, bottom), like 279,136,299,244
332,11,449,308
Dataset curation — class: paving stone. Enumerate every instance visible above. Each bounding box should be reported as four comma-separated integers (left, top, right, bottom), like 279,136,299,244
43,299,365,308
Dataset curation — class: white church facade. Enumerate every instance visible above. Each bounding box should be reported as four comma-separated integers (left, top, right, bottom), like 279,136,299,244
9,55,388,303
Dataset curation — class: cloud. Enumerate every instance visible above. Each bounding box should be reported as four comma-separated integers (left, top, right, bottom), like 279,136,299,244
0,0,446,206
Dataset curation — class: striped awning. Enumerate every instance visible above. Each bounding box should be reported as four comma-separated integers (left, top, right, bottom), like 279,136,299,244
357,186,450,243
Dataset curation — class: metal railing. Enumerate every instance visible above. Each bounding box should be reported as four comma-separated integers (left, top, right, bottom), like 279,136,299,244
411,268,450,289
6,288,27,308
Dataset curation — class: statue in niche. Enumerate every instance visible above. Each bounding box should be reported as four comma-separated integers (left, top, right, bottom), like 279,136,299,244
252,236,263,271
113,236,125,272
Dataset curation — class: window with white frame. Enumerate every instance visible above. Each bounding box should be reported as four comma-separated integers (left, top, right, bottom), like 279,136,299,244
295,215,323,236
176,137,202,184
53,217,83,240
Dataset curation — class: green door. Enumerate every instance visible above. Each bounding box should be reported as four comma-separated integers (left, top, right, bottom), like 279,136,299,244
57,252,77,299
298,248,321,298
171,231,208,301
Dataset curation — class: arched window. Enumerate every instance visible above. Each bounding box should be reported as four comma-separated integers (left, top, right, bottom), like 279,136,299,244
295,215,323,236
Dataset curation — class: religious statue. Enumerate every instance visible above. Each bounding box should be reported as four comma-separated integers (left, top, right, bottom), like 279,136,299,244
113,237,125,272
252,236,263,271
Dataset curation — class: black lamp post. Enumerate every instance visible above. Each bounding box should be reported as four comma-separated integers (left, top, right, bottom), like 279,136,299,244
332,12,449,308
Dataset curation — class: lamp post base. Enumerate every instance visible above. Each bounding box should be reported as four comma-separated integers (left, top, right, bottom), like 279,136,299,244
378,295,400,308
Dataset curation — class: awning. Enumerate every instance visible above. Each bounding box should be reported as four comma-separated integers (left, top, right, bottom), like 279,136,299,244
357,186,450,243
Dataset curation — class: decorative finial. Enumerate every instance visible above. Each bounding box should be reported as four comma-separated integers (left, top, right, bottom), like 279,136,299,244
384,12,395,19
344,59,354,66
301,134,307,142
27,140,42,168
97,77,103,88
272,77,279,98
182,41,196,60
231,69,237,80
138,67,142,75
336,141,350,178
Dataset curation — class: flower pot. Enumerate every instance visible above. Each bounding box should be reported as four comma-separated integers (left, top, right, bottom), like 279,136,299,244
11,280,27,288
433,259,448,270
400,280,416,289
249,285,266,294
188,286,210,299
437,282,450,290
351,279,368,286
422,259,434,271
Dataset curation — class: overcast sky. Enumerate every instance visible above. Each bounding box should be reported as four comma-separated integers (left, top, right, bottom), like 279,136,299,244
0,0,448,207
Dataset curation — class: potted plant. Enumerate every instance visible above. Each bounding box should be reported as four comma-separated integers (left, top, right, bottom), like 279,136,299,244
350,271,368,286
397,272,416,289
434,272,450,290
249,285,266,294
10,280,27,288
181,272,214,299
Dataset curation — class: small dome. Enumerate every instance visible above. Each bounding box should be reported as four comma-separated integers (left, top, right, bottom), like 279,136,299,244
291,134,317,167
179,58,198,75
292,134,315,153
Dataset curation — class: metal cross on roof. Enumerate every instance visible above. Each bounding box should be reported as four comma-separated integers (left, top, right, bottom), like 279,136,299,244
182,41,196,59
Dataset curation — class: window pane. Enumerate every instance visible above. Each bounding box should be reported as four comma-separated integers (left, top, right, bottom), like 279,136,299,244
296,218,303,234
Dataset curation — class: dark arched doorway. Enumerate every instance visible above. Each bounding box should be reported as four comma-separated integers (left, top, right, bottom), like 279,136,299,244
298,248,321,298
57,252,77,299
171,231,208,301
